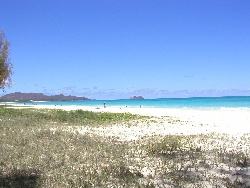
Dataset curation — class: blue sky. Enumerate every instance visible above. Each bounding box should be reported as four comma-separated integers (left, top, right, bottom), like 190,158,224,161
1,0,250,99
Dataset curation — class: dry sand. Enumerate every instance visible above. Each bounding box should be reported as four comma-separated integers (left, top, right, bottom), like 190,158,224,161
10,104,250,140
7,104,250,185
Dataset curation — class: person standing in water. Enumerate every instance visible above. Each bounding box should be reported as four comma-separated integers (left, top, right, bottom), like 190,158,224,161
104,102,106,108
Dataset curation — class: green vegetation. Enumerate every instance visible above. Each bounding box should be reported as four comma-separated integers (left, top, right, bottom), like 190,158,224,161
0,107,145,126
0,106,250,187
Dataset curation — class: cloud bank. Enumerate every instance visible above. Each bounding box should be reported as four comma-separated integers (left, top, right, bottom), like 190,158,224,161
45,86,250,100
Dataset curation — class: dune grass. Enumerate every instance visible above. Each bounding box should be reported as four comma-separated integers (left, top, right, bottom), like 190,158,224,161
0,106,145,126
142,134,250,187
0,106,250,187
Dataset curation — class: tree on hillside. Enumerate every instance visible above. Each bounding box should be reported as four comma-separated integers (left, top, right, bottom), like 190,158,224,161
0,30,13,90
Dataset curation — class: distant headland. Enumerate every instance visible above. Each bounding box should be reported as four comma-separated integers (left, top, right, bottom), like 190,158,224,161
0,92,90,102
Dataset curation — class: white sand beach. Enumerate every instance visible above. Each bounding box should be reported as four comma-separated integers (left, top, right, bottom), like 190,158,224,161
10,104,250,139
5,104,250,186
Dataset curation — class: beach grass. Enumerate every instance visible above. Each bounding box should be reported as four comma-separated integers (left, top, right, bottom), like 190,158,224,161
0,106,250,187
0,106,145,126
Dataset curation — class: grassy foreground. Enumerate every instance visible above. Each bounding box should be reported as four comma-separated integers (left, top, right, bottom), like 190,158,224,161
0,106,250,187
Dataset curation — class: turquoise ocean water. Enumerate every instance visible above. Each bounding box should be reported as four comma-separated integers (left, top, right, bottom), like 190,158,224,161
12,96,250,108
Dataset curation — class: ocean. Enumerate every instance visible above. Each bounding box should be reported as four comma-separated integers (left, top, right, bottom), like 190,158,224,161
12,96,250,108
